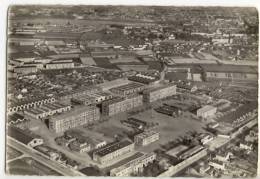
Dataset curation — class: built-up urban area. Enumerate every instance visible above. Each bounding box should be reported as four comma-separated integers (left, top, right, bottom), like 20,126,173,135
6,5,258,177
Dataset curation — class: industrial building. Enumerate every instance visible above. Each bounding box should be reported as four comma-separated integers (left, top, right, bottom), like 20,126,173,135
143,84,176,103
109,82,145,96
101,95,143,116
7,97,56,113
48,105,100,133
71,92,113,105
128,74,159,85
201,64,258,82
93,140,135,165
110,152,156,176
58,86,101,101
197,105,217,118
45,61,75,69
134,130,160,146
24,103,71,119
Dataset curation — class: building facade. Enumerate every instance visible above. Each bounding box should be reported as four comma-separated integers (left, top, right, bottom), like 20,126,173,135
143,84,176,103
101,95,143,116
48,105,100,133
110,152,156,176
134,131,160,146
93,140,135,165
24,103,71,119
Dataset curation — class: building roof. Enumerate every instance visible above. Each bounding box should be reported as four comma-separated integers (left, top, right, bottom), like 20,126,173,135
7,126,41,145
128,74,158,84
94,140,133,157
110,82,145,92
143,83,176,93
97,79,130,91
197,105,216,113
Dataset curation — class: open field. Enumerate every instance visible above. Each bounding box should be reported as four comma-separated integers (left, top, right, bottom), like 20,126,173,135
7,157,61,176
132,109,206,153
6,145,23,161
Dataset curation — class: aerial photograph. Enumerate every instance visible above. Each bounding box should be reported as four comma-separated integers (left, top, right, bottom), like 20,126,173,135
5,5,258,177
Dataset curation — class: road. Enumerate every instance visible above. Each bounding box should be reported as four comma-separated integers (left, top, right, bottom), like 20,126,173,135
6,137,85,176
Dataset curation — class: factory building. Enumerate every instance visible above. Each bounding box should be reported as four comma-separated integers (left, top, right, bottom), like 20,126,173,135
24,103,71,119
128,74,159,85
7,97,56,113
109,82,145,96
93,140,135,165
202,64,258,82
134,131,160,146
45,62,75,69
101,95,143,116
197,105,217,118
143,84,176,103
48,105,100,133
110,152,156,176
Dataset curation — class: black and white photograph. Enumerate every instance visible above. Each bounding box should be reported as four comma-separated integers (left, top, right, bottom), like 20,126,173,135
3,1,259,178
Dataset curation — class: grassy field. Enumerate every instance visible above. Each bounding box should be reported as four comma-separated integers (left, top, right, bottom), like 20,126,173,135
6,146,23,161
7,157,61,176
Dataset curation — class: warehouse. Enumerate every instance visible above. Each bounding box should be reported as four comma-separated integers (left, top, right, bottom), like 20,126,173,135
93,140,135,165
101,95,143,116
48,105,100,133
134,130,159,146
109,82,145,96
202,64,258,81
143,84,176,103
110,152,156,176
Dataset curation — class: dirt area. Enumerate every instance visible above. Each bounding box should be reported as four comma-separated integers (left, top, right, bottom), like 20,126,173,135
132,109,206,153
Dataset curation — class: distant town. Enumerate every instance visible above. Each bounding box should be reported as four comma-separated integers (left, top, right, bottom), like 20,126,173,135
6,5,258,177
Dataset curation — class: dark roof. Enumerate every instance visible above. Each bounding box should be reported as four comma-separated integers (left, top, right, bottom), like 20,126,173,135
7,126,41,145
94,140,133,157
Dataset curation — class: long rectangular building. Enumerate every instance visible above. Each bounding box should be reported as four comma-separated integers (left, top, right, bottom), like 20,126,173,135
109,82,145,96
110,152,156,176
24,103,71,119
93,140,135,165
48,105,100,133
143,84,176,103
102,95,143,116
